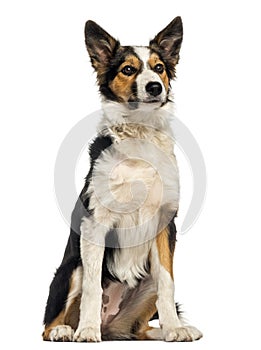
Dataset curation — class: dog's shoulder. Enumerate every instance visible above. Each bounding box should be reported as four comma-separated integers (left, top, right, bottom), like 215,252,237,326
89,134,113,164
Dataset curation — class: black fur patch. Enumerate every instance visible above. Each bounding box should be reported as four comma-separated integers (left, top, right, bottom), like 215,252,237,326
168,215,177,254
43,255,80,325
128,81,139,109
102,230,120,283
80,135,113,207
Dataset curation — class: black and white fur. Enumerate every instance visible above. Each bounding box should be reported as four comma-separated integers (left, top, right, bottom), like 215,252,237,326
43,17,203,342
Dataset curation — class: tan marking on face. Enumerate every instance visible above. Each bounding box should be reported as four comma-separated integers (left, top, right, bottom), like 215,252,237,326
156,227,174,278
148,53,169,92
109,55,141,102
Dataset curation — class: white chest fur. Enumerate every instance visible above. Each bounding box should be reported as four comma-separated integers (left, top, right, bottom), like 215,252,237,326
107,242,153,288
87,123,179,287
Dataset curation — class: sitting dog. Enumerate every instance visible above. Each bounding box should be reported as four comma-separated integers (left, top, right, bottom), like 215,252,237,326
43,16,203,342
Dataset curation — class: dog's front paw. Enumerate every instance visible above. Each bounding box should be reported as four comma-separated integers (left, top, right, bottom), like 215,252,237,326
163,325,203,342
73,326,101,342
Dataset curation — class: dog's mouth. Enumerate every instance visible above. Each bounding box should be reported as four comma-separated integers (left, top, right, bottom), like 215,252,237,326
127,97,164,110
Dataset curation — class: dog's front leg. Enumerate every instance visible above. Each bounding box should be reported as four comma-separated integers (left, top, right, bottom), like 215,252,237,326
74,217,105,342
151,228,202,342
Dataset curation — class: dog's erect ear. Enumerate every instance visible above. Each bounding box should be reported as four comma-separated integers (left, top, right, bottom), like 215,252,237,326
85,21,120,74
150,17,183,77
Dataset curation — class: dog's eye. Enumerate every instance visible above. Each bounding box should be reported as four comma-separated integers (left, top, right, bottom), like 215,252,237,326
121,65,137,76
154,64,164,74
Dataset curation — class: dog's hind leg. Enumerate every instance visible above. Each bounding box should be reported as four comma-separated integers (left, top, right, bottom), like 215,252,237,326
42,264,82,341
43,203,83,342
137,303,202,341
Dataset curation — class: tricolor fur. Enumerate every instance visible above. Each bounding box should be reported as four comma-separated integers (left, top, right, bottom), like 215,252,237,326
43,17,203,342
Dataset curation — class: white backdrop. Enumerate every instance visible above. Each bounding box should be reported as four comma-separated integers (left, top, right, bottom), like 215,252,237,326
1,1,261,349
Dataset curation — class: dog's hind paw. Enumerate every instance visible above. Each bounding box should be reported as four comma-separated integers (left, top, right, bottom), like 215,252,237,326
163,325,203,342
73,326,101,342
48,325,74,341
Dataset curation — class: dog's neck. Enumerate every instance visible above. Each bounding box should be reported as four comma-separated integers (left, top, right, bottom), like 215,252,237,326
98,99,174,137
98,100,175,156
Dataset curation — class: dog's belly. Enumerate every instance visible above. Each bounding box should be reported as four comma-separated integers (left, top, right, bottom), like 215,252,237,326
101,277,156,327
101,281,127,325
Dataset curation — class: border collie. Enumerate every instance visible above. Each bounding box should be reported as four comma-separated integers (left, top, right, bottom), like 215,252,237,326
43,17,203,342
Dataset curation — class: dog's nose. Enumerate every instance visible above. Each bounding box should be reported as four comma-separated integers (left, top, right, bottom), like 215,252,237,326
145,82,162,97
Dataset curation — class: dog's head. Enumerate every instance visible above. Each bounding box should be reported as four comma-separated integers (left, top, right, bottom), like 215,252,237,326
85,17,183,111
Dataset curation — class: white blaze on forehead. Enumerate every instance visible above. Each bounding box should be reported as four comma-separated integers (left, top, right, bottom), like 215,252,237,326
133,46,166,102
133,46,150,68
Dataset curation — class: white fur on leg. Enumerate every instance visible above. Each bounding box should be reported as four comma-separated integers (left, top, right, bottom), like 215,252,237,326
73,217,106,342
